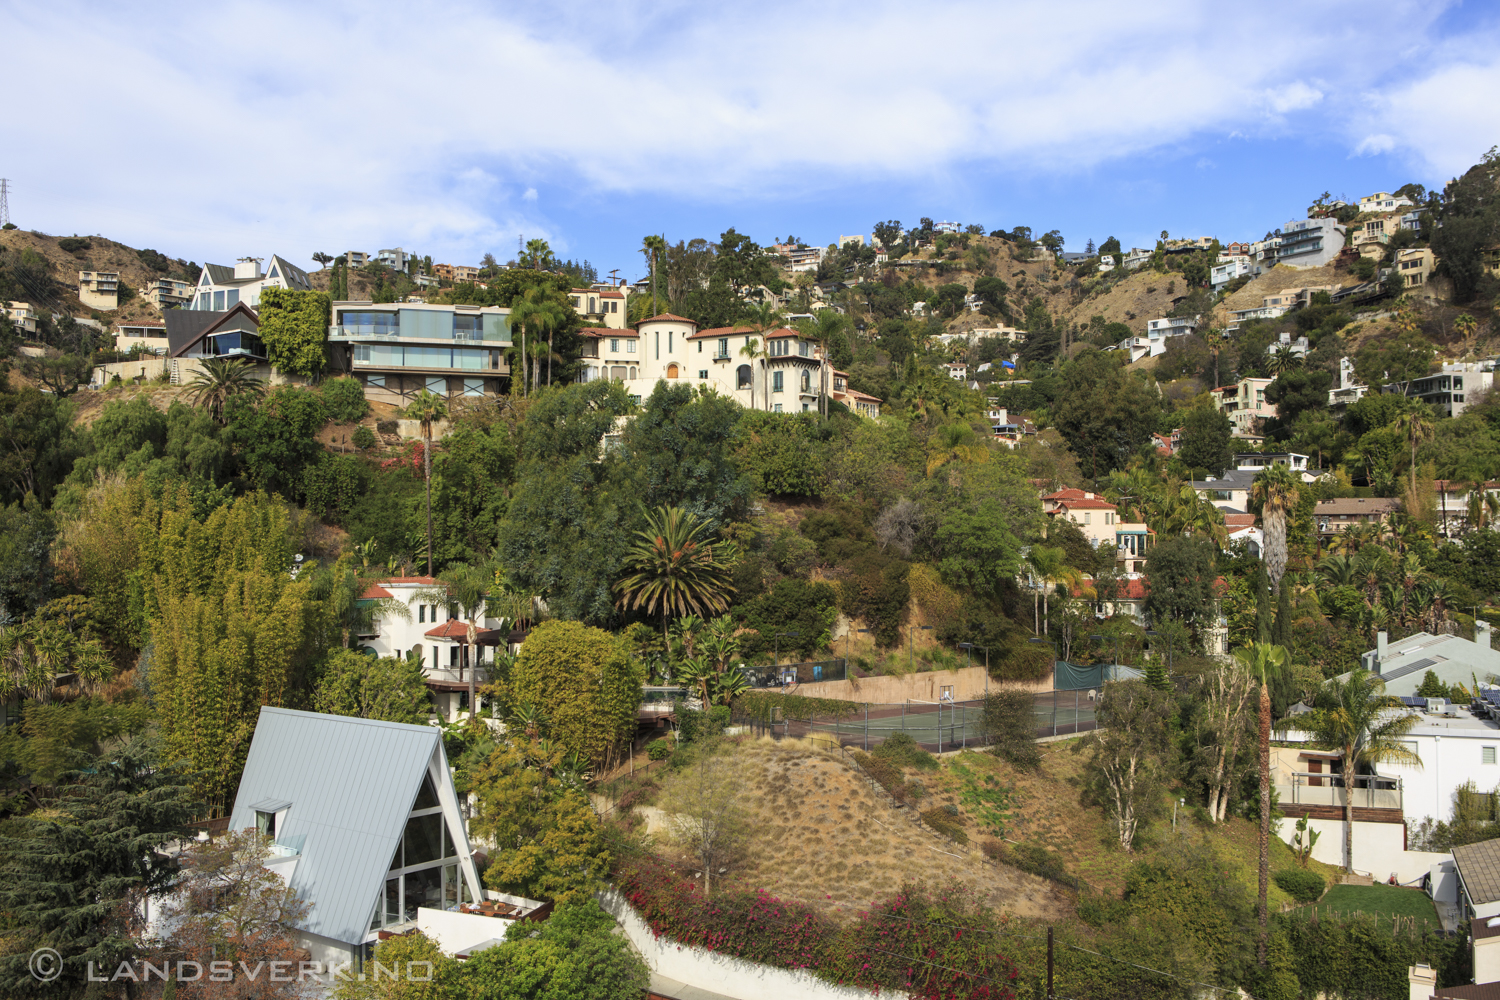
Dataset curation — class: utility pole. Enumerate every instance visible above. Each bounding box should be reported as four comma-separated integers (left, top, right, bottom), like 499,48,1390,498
0,179,10,227
1047,926,1054,1000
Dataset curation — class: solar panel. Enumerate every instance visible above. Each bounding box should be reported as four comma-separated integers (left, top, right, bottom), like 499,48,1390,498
1380,656,1440,682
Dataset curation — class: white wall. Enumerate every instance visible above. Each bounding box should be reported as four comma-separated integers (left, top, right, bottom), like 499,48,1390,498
1275,817,1449,883
416,907,515,956
1477,937,1500,986
598,889,876,1000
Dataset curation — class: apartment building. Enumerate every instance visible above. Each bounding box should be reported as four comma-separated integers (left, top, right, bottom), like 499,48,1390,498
191,255,312,310
140,277,194,310
5,301,38,335
375,248,410,272
580,314,856,415
78,270,120,310
569,283,628,330
1396,247,1438,289
1275,218,1347,268
1210,257,1254,289
327,300,512,405
1141,315,1199,356
1215,377,1275,436
113,320,168,353
343,251,370,267
1380,362,1495,418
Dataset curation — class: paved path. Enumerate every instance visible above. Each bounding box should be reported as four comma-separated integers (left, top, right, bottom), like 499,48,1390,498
649,972,745,1000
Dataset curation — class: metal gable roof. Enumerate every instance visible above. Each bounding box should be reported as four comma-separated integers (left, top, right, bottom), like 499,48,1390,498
229,707,443,946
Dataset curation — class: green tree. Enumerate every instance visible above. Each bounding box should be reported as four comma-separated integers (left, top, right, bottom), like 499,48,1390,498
1397,406,1436,497
1251,464,1300,595
1079,680,1174,850
256,287,331,378
313,649,431,723
625,381,753,524
459,899,648,1000
614,505,736,635
1236,641,1287,965
405,389,449,576
18,352,92,397
1053,349,1162,478
320,375,370,452
1143,534,1219,641
641,234,667,316
659,746,751,896
1294,668,1422,873
505,620,643,768
1178,404,1233,477
0,736,200,994
0,388,83,507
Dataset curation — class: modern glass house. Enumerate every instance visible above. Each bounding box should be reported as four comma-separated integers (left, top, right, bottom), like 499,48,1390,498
327,301,512,404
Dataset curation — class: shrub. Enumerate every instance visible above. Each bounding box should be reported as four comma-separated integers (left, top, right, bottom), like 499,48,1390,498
647,739,673,761
919,806,969,844
871,731,938,771
352,424,376,450
978,689,1042,770
617,780,659,812
376,418,398,436
1274,868,1326,903
58,236,91,254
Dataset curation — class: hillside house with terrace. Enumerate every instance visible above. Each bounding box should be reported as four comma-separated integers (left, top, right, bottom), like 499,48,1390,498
327,300,512,405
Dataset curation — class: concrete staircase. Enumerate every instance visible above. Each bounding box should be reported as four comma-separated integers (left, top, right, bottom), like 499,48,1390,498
1339,872,1375,886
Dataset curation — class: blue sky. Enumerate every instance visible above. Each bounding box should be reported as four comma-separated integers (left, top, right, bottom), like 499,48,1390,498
3,0,1498,281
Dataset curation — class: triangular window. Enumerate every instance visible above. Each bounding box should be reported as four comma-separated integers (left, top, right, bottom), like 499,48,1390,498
268,264,280,279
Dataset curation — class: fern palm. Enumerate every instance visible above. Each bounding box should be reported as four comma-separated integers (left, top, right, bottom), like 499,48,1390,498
1252,464,1300,595
186,357,264,425
926,422,990,477
614,506,736,635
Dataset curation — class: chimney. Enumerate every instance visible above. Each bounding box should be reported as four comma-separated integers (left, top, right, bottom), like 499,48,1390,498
234,257,262,281
1407,963,1436,1000
1478,619,1493,650
1376,631,1388,669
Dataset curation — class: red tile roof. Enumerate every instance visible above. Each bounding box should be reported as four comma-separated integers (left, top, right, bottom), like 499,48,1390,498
1041,488,1089,501
637,313,697,327
578,326,637,338
687,325,756,340
1224,513,1257,530
1053,498,1117,511
360,585,394,600
424,620,473,639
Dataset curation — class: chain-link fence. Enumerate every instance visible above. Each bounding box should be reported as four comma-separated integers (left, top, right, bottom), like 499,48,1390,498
739,658,848,688
731,688,1098,753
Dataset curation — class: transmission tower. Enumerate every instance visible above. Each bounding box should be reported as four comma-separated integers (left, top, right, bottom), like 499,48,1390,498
0,179,10,227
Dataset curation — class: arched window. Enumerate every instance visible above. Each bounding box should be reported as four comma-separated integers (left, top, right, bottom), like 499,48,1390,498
801,369,812,392
667,363,680,378
629,366,638,380
736,365,752,389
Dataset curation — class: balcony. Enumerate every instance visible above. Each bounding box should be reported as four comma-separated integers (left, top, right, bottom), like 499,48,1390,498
423,665,491,688
1276,772,1403,818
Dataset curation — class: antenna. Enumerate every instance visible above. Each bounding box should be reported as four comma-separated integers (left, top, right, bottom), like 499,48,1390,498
0,179,10,227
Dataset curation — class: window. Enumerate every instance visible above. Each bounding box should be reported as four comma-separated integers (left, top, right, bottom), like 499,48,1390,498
1083,512,1092,525
655,333,659,359
366,375,385,388
697,341,703,353
1485,747,1497,765
462,379,484,396
736,365,752,389
773,371,784,392
718,337,729,358
609,338,619,353
800,370,811,392
799,341,810,357
626,339,635,353
213,290,225,310
419,604,426,623
226,289,239,307
668,331,673,353
774,403,783,412
256,810,278,839
698,370,708,380
426,377,446,393
628,366,637,379
610,301,618,313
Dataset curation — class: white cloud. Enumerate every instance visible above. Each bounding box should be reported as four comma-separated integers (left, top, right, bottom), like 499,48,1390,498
1345,48,1500,178
0,0,1476,264
1354,134,1397,157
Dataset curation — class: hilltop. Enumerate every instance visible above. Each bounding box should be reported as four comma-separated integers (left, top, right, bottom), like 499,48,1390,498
0,227,198,325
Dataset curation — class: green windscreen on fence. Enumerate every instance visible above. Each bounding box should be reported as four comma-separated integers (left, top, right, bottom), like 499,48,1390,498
1053,661,1144,690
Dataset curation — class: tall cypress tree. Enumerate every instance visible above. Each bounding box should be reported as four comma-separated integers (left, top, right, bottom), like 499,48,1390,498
1274,580,1293,648
1255,563,1273,645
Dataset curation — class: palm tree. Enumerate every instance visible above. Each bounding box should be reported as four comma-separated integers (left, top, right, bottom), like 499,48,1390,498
737,334,768,411
1397,407,1435,497
926,422,990,477
186,357,264,424
1027,546,1083,636
614,506,736,635
641,235,667,317
1292,668,1422,873
1269,345,1301,378
1317,554,1357,588
404,389,448,576
437,561,495,722
312,556,412,649
744,302,784,411
1251,464,1300,595
1455,313,1479,356
1203,326,1227,389
509,286,567,395
1235,641,1287,967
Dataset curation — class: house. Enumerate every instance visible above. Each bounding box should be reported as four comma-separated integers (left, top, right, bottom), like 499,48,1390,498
344,251,371,268
1040,489,1147,552
1275,218,1347,269
1214,378,1276,436
1447,840,1500,995
1359,191,1416,213
1222,242,1251,257
590,315,841,414
1380,363,1495,418
1314,497,1402,542
838,235,865,248
78,270,120,311
1433,480,1500,537
1328,356,1370,409
1140,315,1200,356
190,255,312,311
328,300,512,404
225,707,545,970
944,362,968,381
1122,247,1154,270
1192,470,1256,511
1211,257,1254,289
830,369,882,418
1224,511,1262,556
987,406,1036,446
113,320,168,353
1400,210,1427,232
1354,624,1500,700
1397,246,1439,290
1080,572,1227,650
569,284,628,330
375,248,410,272
140,277,194,310
1485,244,1500,279
433,264,480,284
932,221,961,234
1266,331,1310,359
165,301,266,361
356,576,511,722
1151,428,1182,457
1354,218,1397,256
5,301,38,335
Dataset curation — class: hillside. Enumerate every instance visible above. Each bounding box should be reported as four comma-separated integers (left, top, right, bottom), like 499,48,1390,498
0,227,197,325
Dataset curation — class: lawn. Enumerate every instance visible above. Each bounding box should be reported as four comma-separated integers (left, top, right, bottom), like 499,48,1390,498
1312,884,1441,933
